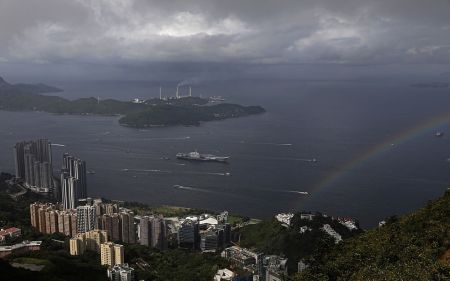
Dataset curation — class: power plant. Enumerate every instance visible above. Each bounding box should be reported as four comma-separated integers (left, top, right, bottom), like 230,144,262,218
175,85,193,99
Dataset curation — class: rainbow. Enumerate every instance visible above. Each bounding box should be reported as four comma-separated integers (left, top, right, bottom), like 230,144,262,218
314,110,450,192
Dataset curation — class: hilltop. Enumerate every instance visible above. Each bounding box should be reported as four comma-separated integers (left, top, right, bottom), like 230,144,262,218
293,190,450,281
0,76,62,94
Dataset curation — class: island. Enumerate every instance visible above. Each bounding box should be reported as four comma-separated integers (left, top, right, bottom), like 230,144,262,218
410,82,450,88
0,76,265,127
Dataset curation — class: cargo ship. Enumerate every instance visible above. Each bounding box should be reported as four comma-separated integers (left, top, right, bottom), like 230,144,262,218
176,151,229,162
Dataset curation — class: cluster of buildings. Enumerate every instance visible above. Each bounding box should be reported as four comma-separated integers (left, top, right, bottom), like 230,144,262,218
61,153,87,209
14,139,54,193
29,196,235,280
214,211,359,280
166,211,232,253
274,212,357,242
219,246,288,281
30,202,77,236
10,139,354,281
14,139,88,210
69,229,129,277
131,85,194,104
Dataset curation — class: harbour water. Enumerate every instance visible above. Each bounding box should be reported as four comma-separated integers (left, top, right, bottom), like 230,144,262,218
1,79,449,227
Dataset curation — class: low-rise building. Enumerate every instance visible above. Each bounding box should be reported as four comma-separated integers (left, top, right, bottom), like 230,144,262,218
214,268,235,281
275,213,294,227
221,246,264,277
297,260,308,273
337,217,358,231
0,241,42,258
299,213,315,221
299,226,312,234
0,227,21,244
107,263,135,281
263,256,288,281
321,224,342,243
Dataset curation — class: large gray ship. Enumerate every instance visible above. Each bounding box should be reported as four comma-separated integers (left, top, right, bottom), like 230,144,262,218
176,151,229,162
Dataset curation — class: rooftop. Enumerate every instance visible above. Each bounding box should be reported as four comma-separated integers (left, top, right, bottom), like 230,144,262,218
0,227,21,236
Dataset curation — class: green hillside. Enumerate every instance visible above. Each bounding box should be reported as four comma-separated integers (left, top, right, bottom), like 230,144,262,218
294,190,450,281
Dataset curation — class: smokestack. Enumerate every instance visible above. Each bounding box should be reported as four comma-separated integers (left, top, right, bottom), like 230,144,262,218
176,86,179,99
159,86,162,100
189,86,192,97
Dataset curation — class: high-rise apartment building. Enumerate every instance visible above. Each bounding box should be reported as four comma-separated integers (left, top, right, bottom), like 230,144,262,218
30,203,77,236
178,219,199,249
99,211,136,244
76,205,96,233
139,216,151,247
120,212,136,244
61,153,87,209
14,139,53,193
30,203,60,234
95,202,119,216
139,216,166,251
85,229,108,253
99,214,121,242
69,236,86,255
151,216,167,251
101,242,124,267
69,229,108,255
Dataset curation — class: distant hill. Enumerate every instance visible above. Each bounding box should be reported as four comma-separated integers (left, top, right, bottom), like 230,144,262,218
294,190,450,281
13,83,62,94
0,76,265,127
0,76,62,94
410,82,450,88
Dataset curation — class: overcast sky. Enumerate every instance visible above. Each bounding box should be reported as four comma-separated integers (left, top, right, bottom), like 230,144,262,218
1,0,450,81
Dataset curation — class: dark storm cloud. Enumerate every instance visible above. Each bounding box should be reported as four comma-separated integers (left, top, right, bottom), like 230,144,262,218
0,0,450,80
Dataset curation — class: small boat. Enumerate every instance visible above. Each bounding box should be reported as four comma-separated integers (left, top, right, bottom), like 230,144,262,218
435,132,444,137
87,170,96,175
